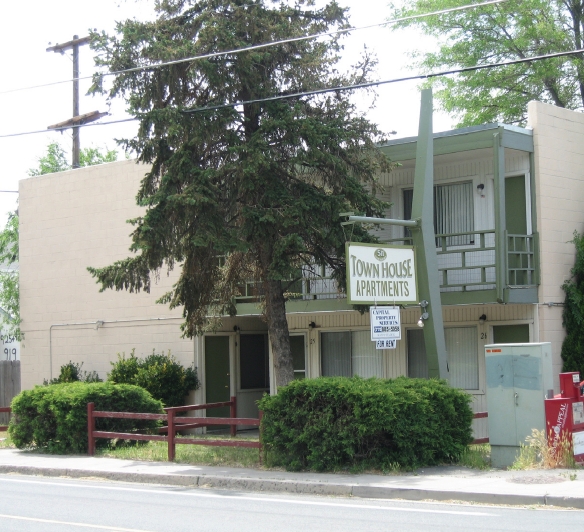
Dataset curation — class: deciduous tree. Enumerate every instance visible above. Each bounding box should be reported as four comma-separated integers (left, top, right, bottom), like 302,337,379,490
0,212,20,341
87,0,391,387
391,0,584,126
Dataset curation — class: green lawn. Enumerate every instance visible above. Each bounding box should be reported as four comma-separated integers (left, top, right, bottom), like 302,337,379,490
0,430,491,471
97,434,262,469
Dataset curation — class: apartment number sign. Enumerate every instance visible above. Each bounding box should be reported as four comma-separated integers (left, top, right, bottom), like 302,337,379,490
345,243,418,305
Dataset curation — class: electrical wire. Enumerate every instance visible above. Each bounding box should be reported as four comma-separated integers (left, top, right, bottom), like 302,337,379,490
1,46,581,138
0,0,506,96
184,47,584,112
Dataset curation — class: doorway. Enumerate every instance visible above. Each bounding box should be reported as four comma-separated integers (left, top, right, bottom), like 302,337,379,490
505,175,529,285
237,333,269,424
204,336,230,420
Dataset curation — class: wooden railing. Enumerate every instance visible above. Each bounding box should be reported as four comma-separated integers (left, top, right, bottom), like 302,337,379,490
0,407,10,432
506,233,538,286
472,411,489,445
87,397,262,462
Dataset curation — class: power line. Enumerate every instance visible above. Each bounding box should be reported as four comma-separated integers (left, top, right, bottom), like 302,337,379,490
1,46,581,139
0,0,506,96
182,47,584,113
0,118,135,138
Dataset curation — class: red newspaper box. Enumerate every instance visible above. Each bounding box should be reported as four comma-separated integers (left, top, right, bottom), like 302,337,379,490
544,372,584,463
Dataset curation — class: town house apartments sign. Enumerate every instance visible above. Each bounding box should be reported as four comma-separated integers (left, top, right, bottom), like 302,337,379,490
345,243,418,305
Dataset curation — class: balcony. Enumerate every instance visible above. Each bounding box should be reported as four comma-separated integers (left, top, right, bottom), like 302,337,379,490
234,230,539,313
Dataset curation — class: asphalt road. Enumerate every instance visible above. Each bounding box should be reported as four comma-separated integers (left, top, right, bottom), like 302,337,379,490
0,474,581,531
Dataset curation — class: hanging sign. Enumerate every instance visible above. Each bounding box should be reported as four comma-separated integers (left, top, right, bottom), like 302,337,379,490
370,306,401,341
376,339,397,350
346,243,418,305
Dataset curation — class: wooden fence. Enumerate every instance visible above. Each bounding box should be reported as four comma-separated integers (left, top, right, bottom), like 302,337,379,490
0,407,10,432
87,396,262,461
472,412,489,445
0,361,19,427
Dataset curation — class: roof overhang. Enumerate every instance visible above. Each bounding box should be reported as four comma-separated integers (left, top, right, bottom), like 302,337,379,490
379,123,534,161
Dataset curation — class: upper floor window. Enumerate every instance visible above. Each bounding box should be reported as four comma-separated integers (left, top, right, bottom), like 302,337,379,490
403,181,474,246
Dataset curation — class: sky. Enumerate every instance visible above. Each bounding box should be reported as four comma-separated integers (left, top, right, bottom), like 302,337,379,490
0,0,453,226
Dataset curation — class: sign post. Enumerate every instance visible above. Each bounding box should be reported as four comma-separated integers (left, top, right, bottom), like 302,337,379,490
342,89,449,379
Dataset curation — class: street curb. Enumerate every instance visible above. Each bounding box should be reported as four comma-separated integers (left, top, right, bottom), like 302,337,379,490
0,464,582,509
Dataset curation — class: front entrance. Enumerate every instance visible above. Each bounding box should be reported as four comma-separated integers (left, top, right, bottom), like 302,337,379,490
237,333,269,425
204,336,230,423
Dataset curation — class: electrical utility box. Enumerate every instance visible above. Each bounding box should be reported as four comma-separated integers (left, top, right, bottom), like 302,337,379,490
485,342,554,468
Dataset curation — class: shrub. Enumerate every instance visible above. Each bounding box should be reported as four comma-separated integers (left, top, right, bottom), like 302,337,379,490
43,361,103,385
561,231,584,374
258,376,473,471
108,349,199,407
511,429,576,470
9,382,163,453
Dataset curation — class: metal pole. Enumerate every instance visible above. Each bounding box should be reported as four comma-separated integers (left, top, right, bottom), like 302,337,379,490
493,129,506,302
346,216,418,227
72,35,80,169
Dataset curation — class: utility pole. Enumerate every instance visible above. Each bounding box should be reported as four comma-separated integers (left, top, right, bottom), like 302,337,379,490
46,36,107,169
72,35,81,169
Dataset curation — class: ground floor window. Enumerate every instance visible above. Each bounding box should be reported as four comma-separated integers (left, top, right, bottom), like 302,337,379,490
321,330,383,378
407,326,479,390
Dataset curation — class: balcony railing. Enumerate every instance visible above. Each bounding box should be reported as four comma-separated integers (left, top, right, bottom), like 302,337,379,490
235,265,343,302
233,230,538,303
506,233,538,287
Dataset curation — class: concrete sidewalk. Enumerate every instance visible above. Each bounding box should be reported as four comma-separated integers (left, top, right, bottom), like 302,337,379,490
0,448,582,509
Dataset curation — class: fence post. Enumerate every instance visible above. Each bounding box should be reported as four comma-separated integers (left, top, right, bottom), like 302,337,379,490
87,402,95,456
230,395,237,437
167,409,175,462
258,410,264,465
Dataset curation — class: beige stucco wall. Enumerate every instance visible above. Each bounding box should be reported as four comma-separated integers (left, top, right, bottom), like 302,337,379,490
529,101,584,381
19,159,193,389
20,103,584,402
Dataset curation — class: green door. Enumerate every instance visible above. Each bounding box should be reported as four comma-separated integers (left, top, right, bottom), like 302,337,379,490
505,176,528,284
505,176,527,235
493,324,530,344
205,336,230,419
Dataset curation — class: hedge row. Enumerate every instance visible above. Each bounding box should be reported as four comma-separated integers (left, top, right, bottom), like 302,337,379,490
258,376,473,471
9,382,163,453
108,349,199,407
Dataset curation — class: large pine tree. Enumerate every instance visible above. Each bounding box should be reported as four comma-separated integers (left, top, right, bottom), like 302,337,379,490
88,0,391,387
